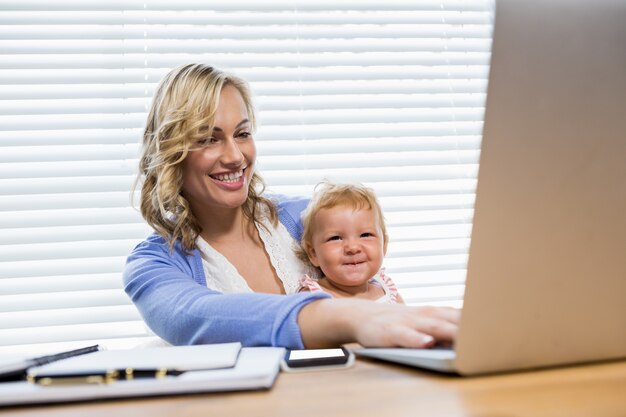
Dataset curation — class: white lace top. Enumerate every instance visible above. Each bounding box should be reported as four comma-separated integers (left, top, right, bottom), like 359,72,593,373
196,213,319,295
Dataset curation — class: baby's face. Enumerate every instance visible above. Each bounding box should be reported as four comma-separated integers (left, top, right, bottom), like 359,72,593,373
307,205,386,286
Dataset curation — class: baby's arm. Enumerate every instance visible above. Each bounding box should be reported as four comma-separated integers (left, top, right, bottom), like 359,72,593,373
395,292,406,305
377,270,405,304
298,274,324,293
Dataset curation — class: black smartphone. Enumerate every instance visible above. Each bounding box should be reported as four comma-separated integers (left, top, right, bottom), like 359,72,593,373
280,347,355,373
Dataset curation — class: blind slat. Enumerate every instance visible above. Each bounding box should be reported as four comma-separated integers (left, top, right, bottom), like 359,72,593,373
0,66,489,84
0,182,133,197
0,10,492,26
0,27,492,41
0,94,487,115
0,257,127,279
0,305,140,330
401,285,465,305
0,230,147,249
0,0,492,12
0,290,130,313
0,273,126,295
0,208,142,228
262,166,479,185
0,322,147,347
0,80,488,100
391,269,467,287
0,54,491,70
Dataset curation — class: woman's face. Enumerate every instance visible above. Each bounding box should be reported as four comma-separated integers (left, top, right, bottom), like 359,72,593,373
181,85,256,214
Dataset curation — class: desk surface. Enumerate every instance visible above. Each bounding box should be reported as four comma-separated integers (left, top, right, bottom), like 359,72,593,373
1,358,625,417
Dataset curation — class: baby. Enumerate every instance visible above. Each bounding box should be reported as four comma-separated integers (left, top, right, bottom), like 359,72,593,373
296,181,404,304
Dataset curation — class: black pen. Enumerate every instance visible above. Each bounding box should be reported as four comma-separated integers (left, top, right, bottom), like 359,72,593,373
0,345,102,382
29,368,184,386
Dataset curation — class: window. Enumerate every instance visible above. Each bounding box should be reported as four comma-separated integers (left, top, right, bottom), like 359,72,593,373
0,1,494,356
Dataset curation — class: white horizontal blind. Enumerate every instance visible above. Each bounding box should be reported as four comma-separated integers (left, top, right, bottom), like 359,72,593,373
0,0,494,357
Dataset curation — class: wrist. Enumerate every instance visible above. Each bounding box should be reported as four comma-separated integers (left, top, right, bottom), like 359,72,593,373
298,298,358,348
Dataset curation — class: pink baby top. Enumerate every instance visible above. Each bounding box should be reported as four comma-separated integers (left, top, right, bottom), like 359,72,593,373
298,268,400,304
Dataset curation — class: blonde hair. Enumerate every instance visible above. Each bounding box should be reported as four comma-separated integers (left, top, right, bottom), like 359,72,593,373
135,63,277,251
297,181,389,265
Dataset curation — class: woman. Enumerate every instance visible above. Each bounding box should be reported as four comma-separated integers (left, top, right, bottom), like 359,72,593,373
124,63,460,349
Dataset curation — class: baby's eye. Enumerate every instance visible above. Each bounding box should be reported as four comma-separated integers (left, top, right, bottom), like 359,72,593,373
361,232,374,238
327,235,341,241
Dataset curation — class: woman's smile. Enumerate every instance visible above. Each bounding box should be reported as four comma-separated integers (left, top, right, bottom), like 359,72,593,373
208,168,247,190
209,169,244,184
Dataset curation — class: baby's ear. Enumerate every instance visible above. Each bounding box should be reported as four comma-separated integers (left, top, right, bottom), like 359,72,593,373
383,239,388,256
305,244,320,267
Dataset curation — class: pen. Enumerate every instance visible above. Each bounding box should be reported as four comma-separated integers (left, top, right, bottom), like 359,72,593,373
0,345,102,382
29,368,184,386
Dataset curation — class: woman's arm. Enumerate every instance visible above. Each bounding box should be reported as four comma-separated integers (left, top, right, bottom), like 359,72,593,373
124,238,459,349
274,194,309,242
123,236,330,348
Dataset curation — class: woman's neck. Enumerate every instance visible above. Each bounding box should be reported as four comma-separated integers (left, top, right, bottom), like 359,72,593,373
197,205,252,245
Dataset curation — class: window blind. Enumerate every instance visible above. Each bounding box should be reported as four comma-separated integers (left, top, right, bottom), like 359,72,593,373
0,0,494,357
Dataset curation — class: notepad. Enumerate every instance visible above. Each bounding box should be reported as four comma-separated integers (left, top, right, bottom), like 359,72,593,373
0,347,284,407
28,342,242,379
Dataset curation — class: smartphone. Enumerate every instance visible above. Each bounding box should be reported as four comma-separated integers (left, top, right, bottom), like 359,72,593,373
280,347,355,373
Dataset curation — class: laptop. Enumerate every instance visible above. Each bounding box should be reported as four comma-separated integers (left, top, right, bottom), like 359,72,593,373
355,0,626,375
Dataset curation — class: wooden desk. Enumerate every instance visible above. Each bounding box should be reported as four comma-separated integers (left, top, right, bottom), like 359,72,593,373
1,358,625,417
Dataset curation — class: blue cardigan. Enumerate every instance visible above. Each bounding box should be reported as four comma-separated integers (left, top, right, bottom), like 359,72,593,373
123,195,329,349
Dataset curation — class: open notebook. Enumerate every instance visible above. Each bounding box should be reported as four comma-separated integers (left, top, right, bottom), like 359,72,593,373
355,0,626,375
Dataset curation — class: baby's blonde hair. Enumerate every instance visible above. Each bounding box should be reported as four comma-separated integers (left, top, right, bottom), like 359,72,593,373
134,63,277,251
297,181,388,266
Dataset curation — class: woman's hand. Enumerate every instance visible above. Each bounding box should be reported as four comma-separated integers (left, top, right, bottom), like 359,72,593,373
298,298,460,349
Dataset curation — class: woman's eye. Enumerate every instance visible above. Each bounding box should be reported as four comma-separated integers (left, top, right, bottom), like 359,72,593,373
197,137,218,146
237,131,251,139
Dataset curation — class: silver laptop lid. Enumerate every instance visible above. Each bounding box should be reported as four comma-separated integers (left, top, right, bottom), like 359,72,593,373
455,0,626,375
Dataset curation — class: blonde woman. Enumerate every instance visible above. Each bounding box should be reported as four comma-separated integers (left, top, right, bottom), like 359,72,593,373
124,63,460,349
